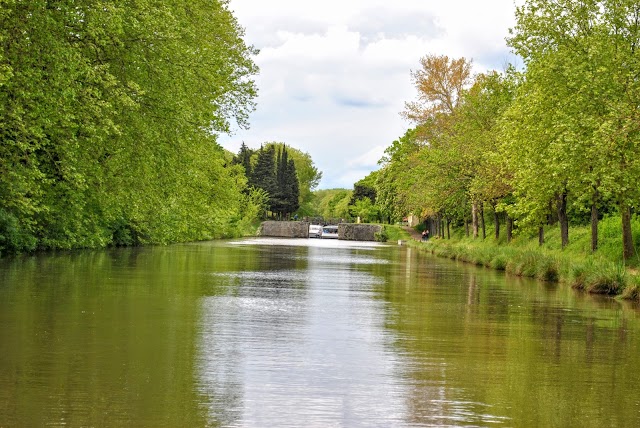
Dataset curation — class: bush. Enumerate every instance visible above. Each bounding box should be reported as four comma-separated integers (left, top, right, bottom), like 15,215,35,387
536,255,560,282
490,254,509,270
0,209,37,254
374,226,389,242
585,263,627,295
621,276,640,301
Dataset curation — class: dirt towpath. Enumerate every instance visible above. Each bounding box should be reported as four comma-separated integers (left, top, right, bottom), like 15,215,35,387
402,226,423,241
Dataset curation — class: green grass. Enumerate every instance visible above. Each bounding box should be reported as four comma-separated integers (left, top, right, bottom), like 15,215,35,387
410,215,640,302
381,224,412,242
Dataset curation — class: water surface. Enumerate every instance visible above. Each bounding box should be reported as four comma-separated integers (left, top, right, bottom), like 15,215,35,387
1,238,639,427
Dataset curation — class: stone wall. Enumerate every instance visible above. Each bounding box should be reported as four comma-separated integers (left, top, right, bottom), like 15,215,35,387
338,223,382,242
258,221,384,241
259,221,309,238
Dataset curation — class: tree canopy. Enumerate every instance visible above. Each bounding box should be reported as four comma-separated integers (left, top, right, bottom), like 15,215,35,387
237,143,313,219
0,0,260,253
367,0,640,261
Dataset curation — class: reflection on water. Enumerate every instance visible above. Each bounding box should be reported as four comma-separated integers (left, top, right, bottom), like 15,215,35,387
1,238,639,427
197,242,406,427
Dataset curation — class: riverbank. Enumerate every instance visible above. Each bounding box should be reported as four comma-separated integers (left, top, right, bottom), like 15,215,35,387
403,221,640,303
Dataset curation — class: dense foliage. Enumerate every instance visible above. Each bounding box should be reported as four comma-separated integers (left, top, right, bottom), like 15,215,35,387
309,189,352,222
349,175,379,223
234,143,318,219
370,0,640,262
0,1,261,254
263,142,322,216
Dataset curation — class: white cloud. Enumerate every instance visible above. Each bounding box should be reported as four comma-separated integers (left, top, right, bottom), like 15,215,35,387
260,26,361,62
348,145,388,169
220,0,522,189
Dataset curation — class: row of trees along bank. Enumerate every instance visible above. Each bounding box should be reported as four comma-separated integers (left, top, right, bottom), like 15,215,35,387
370,0,640,263
0,1,261,254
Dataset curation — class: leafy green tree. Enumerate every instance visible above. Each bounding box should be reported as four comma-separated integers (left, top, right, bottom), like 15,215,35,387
399,55,477,235
507,0,640,258
376,129,423,223
349,197,378,223
310,189,353,221
350,175,377,206
454,71,517,239
0,0,260,252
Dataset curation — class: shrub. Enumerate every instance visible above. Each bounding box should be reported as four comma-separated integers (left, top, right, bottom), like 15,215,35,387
621,276,640,301
585,263,627,295
374,226,389,242
536,255,559,282
511,250,539,278
0,209,37,254
490,254,509,270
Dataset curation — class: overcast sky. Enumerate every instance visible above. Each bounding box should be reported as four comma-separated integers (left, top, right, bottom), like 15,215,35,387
218,0,522,189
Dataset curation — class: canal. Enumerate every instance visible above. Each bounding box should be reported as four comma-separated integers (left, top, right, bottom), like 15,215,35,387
1,238,639,427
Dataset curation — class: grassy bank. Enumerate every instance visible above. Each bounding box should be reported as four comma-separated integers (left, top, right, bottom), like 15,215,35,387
407,216,640,302
376,224,412,242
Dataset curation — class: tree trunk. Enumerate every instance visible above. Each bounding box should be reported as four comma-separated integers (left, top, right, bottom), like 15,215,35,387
480,203,486,240
557,191,569,248
493,204,500,240
472,202,479,238
465,216,470,237
621,202,634,260
591,187,599,253
506,216,513,243
446,218,450,239
538,226,544,246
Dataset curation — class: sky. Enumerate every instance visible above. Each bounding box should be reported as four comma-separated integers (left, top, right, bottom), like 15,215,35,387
218,0,523,189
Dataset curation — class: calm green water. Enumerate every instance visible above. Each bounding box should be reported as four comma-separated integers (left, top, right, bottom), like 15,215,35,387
1,238,639,427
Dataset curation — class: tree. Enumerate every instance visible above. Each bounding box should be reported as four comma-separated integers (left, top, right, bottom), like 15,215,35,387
250,145,277,206
349,198,378,223
285,157,300,215
233,142,254,177
507,0,640,258
264,142,322,214
398,55,479,235
454,71,517,240
0,1,260,251
376,129,423,223
271,145,300,218
350,175,377,206
310,189,352,221
403,54,474,140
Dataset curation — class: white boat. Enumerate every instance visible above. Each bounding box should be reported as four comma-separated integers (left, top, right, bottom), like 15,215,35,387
309,224,322,238
321,225,339,239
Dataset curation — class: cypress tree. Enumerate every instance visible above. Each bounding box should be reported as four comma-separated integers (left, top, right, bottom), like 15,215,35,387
232,142,254,178
250,145,277,201
286,157,300,214
272,145,289,217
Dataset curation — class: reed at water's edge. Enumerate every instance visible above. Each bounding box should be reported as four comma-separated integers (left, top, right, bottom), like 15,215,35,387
392,216,640,302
